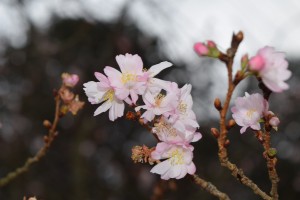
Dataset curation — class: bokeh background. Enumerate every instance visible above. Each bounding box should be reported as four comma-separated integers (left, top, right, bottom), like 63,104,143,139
0,0,300,199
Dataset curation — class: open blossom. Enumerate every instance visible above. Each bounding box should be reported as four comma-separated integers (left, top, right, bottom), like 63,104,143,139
83,72,124,121
231,93,269,133
249,46,291,93
150,142,196,180
104,53,145,104
135,91,177,122
139,61,173,93
167,84,199,134
153,117,202,145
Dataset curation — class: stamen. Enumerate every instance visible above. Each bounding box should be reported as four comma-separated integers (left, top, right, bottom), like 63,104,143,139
121,72,137,84
169,149,184,165
103,89,114,102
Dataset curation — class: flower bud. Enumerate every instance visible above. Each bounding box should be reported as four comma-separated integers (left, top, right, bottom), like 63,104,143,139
241,54,249,70
267,148,277,158
249,55,265,71
227,119,236,129
207,40,216,48
43,120,52,129
194,42,209,56
62,73,79,87
211,128,220,138
269,117,280,127
224,139,230,147
214,98,222,111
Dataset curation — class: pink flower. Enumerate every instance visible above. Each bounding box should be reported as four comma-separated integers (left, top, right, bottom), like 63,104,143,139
135,92,177,122
138,61,173,93
167,84,199,134
231,93,269,133
269,116,280,127
152,117,201,145
83,72,125,121
150,142,196,180
249,46,291,92
105,53,146,104
62,73,79,87
194,42,209,56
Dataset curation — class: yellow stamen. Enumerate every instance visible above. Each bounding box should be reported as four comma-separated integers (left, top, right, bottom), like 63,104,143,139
121,72,137,84
169,149,184,165
155,94,165,106
246,109,256,118
178,101,187,114
103,89,114,102
154,121,177,137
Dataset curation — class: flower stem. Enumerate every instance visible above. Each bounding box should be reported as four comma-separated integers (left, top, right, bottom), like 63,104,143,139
191,174,231,200
217,31,272,200
0,95,61,187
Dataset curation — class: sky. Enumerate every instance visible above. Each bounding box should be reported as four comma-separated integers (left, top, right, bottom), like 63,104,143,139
0,0,299,119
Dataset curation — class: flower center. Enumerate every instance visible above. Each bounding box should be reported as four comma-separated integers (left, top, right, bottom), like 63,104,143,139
246,109,256,118
155,94,165,106
121,72,137,84
103,89,114,102
154,121,177,137
178,101,187,114
170,149,184,165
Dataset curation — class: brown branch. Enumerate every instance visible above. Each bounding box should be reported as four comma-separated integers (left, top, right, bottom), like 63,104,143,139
127,111,230,199
191,174,230,200
0,95,61,187
216,31,272,200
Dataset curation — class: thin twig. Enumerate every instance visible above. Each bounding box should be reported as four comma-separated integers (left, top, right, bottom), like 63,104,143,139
0,95,61,187
191,174,230,200
216,31,272,200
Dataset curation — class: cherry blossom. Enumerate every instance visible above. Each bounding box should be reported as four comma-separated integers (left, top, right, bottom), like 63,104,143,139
231,93,269,133
153,117,202,145
249,46,291,93
135,91,177,122
104,53,145,104
150,142,196,180
83,72,124,121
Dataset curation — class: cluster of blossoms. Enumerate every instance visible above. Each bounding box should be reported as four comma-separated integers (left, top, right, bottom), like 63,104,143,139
84,54,201,180
194,42,290,134
231,92,280,134
59,73,84,115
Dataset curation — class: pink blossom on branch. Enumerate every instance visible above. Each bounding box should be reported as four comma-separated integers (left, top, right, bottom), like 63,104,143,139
231,93,269,133
150,142,196,180
249,46,291,93
83,72,125,121
62,73,79,87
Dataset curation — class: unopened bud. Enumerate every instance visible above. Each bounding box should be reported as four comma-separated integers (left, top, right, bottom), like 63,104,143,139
227,119,236,129
241,54,249,70
214,98,222,111
211,128,220,138
43,135,49,143
43,120,52,129
267,148,277,158
249,55,265,71
126,111,136,120
269,117,280,127
194,42,209,56
235,31,244,42
224,139,230,147
207,40,216,48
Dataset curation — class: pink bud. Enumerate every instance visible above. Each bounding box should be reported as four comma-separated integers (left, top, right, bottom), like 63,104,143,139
269,117,280,127
207,40,216,48
194,42,209,56
249,55,265,71
62,73,79,87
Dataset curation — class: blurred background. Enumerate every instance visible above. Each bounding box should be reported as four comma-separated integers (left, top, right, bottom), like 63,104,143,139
0,0,299,199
